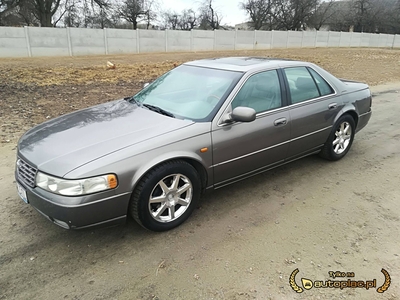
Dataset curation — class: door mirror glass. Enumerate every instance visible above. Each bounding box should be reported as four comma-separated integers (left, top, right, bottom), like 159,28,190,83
231,107,256,123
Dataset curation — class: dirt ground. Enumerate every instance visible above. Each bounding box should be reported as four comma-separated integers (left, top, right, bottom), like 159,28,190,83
0,48,400,299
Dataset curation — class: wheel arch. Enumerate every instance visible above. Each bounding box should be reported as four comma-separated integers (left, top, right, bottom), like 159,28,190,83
130,154,210,196
334,108,359,129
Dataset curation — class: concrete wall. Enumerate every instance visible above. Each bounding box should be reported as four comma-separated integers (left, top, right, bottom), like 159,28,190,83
167,30,190,52
106,28,137,54
0,26,399,58
254,31,272,49
192,30,214,51
0,27,28,57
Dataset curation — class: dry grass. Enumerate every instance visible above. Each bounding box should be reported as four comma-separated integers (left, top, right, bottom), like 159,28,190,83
1,48,400,87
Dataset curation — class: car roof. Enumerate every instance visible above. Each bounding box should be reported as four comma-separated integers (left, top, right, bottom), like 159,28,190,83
183,57,308,72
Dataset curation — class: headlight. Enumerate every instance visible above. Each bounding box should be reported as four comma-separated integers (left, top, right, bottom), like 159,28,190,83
35,172,118,196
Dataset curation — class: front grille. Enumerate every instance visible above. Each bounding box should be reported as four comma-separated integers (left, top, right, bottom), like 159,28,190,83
17,158,37,188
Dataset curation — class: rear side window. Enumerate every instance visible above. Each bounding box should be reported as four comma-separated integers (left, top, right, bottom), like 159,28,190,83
284,67,333,104
308,68,334,96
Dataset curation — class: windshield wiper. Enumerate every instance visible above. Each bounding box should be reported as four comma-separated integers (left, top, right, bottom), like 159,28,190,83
142,104,175,118
124,96,141,106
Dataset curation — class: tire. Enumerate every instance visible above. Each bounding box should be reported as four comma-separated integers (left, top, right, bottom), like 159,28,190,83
320,114,355,161
130,160,201,231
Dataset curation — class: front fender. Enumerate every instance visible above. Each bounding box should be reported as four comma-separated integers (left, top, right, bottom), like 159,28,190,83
130,148,212,192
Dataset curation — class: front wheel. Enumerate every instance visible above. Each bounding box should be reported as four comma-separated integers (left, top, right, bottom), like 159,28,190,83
320,115,355,161
130,160,201,231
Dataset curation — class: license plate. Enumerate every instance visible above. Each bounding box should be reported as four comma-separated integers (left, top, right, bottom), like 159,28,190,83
17,183,28,204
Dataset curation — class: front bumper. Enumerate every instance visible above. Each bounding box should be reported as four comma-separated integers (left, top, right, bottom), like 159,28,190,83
15,177,131,230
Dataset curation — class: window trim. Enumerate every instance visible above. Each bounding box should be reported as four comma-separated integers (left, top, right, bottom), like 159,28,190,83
223,68,285,116
282,66,337,106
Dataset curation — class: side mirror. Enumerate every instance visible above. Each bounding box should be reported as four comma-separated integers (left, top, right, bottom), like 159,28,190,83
231,107,256,123
143,82,150,88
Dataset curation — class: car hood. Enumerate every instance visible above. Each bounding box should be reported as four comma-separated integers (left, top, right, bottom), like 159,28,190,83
18,99,194,177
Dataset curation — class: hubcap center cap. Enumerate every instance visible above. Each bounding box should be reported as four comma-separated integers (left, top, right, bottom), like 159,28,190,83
166,193,176,206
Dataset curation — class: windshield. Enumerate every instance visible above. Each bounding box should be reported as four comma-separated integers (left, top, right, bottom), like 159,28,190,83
133,65,243,122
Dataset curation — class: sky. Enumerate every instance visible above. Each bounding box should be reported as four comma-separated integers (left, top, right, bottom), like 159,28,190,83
161,0,248,26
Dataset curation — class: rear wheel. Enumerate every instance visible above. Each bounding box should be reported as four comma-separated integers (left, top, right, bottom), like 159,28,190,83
130,160,201,231
320,114,355,161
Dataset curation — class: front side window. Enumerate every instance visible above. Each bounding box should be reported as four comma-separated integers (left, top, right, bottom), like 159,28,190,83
231,70,282,114
133,65,243,122
284,67,334,104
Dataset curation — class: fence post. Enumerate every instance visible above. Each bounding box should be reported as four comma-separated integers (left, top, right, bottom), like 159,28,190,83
301,31,304,48
234,29,237,50
392,34,396,49
253,30,257,50
327,31,331,47
213,29,217,50
190,29,194,51
165,29,168,52
286,31,290,48
314,30,318,48
136,29,140,53
24,26,32,57
104,28,108,55
270,30,273,49
66,27,72,56
349,31,353,47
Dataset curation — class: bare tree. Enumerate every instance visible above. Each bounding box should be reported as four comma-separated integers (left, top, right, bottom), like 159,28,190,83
179,9,196,30
118,0,145,29
162,9,179,29
162,8,197,30
0,0,18,25
239,0,274,30
199,0,223,29
273,0,319,30
307,0,335,30
143,0,157,29
28,0,62,26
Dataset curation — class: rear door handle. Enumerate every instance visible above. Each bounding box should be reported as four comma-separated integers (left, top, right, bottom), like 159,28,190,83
328,103,338,110
274,118,287,126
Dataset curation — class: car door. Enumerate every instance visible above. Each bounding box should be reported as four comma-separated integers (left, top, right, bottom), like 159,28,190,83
283,66,342,159
211,69,291,187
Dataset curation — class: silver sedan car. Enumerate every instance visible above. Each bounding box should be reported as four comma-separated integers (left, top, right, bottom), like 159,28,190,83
15,57,372,231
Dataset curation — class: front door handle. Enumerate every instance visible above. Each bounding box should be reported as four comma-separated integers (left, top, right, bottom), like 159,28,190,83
328,103,338,110
274,118,287,126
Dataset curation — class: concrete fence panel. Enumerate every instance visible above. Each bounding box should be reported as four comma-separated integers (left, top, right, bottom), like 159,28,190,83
339,32,351,47
138,29,165,53
368,33,380,47
0,27,399,58
166,30,190,52
215,30,235,50
192,30,214,51
27,27,69,57
316,31,329,47
0,27,28,57
254,31,272,49
236,30,254,50
70,28,105,55
287,31,302,48
272,31,288,48
106,28,137,54
359,33,370,47
302,31,316,47
328,31,341,47
393,35,400,48
378,34,392,47
350,32,362,47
